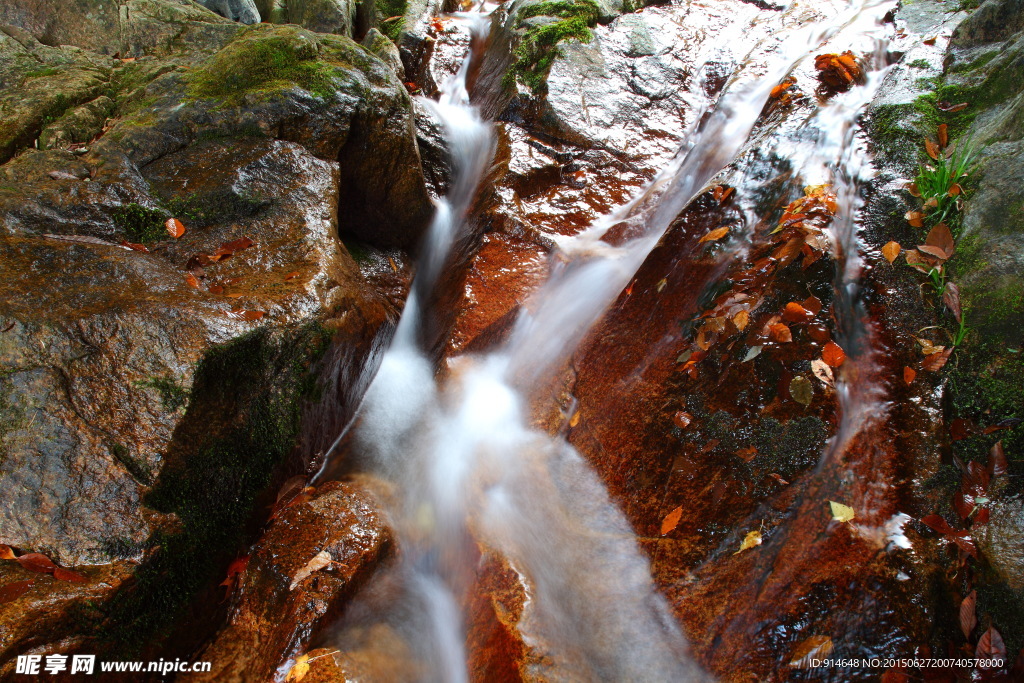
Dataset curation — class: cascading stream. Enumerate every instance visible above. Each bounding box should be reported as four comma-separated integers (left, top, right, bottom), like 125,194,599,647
323,0,899,679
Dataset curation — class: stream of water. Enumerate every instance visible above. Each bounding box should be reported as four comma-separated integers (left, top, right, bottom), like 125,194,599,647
320,0,897,678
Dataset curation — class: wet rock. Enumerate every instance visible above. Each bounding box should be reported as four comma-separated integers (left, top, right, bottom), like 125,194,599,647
38,95,114,150
363,26,406,78
193,480,392,683
413,99,451,197
950,0,1024,47
0,0,121,54
198,0,261,24
976,498,1024,589
277,0,359,37
119,0,242,58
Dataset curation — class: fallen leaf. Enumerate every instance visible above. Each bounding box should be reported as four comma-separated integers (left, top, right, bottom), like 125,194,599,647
948,183,962,196
790,375,813,406
120,240,150,253
922,348,952,371
904,249,938,273
712,186,735,204
917,337,944,355
166,218,185,239
743,346,762,362
285,654,310,683
829,501,855,523
936,101,968,113
989,441,1008,478
905,181,922,197
811,359,834,387
672,411,692,429
822,341,846,368
769,473,789,486
289,551,332,590
925,138,940,160
769,323,792,343
284,271,300,281
976,627,1007,663
185,274,200,289
882,241,901,264
770,78,796,98
735,530,762,554
790,635,834,668
905,210,925,227
923,36,937,45
814,50,862,89
699,226,730,243
208,284,225,295
737,446,758,462
952,534,978,558
660,506,683,536
0,579,34,604
220,555,250,587
924,223,955,259
960,590,977,638
0,544,14,560
943,282,962,323
937,123,948,149
16,553,57,574
783,302,812,323
733,310,750,331
802,296,823,315
903,366,916,384
921,514,956,535
53,567,87,583
569,410,581,428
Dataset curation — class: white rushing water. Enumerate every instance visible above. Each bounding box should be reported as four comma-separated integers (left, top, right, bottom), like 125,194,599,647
324,0,897,679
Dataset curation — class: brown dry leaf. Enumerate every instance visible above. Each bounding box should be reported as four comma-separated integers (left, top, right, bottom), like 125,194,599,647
802,295,823,315
822,341,846,368
672,411,692,429
185,274,200,289
906,182,922,198
904,249,937,274
284,271,300,281
881,241,901,264
769,323,792,343
0,579,34,605
903,366,916,384
937,101,968,112
924,223,955,259
782,302,812,323
0,544,15,560
811,359,834,387
790,635,834,668
976,627,1007,662
922,348,952,371
917,337,943,355
790,375,813,407
737,446,758,462
289,551,332,590
734,530,762,554
989,440,1008,477
948,183,962,196
166,218,186,239
943,282,962,323
733,310,750,331
925,138,940,160
16,553,57,574
960,590,977,638
905,210,925,227
699,226,730,243
937,123,949,149
660,506,683,536
285,655,310,683
120,240,150,253
53,567,87,583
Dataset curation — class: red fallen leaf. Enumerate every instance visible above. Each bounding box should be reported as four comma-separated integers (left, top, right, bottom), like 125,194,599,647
924,223,955,259
905,210,925,227
660,506,683,536
802,295,823,315
952,534,978,558
185,273,201,289
964,460,990,495
166,218,186,239
769,323,792,343
807,323,830,343
822,341,846,368
53,567,88,583
0,579,34,604
16,553,57,574
975,508,990,524
937,123,949,149
949,417,973,441
953,490,975,520
925,138,940,160
989,441,1008,478
936,101,968,113
0,544,14,560
976,627,1006,663
904,366,917,385
922,348,952,371
921,514,956,535
782,302,813,323
917,244,948,260
284,271,300,281
943,282,962,323
220,555,250,587
213,237,255,260
672,411,692,429
208,284,224,295
227,310,266,321
737,446,758,462
959,590,977,638
120,240,150,253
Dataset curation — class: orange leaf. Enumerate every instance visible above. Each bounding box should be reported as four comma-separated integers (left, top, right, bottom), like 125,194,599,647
924,138,940,160
937,124,948,149
881,241,901,264
672,411,692,429
16,553,57,574
769,323,792,343
922,348,952,371
903,366,916,384
660,506,683,536
905,211,924,228
120,240,150,253
822,341,846,368
53,567,88,583
718,187,735,204
699,226,730,243
185,274,200,289
924,222,955,259
208,284,225,295
166,218,186,239
0,544,15,560
733,310,749,331
284,271,300,281
947,183,962,196
240,310,265,321
923,36,937,45
802,295,823,315
782,302,812,323
770,80,794,98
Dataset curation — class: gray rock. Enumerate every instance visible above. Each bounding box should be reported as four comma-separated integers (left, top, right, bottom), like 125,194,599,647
362,26,406,78
951,0,1024,47
198,0,261,24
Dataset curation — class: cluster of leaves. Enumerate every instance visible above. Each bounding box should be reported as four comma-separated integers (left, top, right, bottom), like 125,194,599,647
813,51,863,91
182,235,271,320
0,544,87,605
509,0,602,92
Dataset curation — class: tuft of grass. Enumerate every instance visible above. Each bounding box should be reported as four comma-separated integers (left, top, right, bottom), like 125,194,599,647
913,138,977,228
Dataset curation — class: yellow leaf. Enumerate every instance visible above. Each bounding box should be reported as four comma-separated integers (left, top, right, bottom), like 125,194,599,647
734,530,762,554
660,506,683,536
733,310,749,331
829,501,855,523
285,655,309,683
699,226,730,243
569,411,580,428
881,241,901,264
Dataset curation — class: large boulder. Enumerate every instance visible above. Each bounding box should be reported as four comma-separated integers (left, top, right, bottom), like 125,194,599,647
0,0,121,54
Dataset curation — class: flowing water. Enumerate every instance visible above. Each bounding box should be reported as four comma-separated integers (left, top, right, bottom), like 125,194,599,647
319,0,898,678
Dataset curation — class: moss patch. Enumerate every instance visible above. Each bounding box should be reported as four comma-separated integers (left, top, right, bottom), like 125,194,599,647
375,0,408,42
112,203,169,243
509,0,602,92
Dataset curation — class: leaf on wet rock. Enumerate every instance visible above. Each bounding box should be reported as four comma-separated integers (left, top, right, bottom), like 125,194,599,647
285,655,309,683
120,240,150,253
16,553,57,574
790,376,812,406
802,296,823,315
569,410,581,428
922,348,952,371
770,77,796,98
712,186,735,204
959,590,977,638
829,501,855,523
783,302,812,323
814,50,862,89
937,123,948,149
284,271,300,281
743,345,762,362
822,341,846,368
881,241,901,264
733,310,750,331
166,218,186,239
921,514,956,535
290,551,332,590
0,544,14,560
811,359,834,387
769,323,792,343
53,567,87,583
936,101,968,113
976,627,1006,662
903,366,916,385
943,282,962,323
734,530,762,554
185,274,201,289
989,441,1008,478
699,226,730,243
904,249,938,274
0,579,34,604
790,635,834,668
212,237,255,261
672,411,692,429
905,210,925,227
737,446,758,462
917,337,943,355
925,138,940,160
923,223,955,259
660,506,683,536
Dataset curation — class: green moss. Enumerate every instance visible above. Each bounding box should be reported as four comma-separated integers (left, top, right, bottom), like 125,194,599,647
96,322,334,655
185,26,346,106
375,0,408,42
138,376,189,412
112,203,168,243
109,443,154,486
509,0,601,92
908,59,931,69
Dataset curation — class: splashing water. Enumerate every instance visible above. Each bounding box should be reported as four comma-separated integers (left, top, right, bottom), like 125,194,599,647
322,0,898,679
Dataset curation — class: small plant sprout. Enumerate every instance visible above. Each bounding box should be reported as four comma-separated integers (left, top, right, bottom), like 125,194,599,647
911,136,976,227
